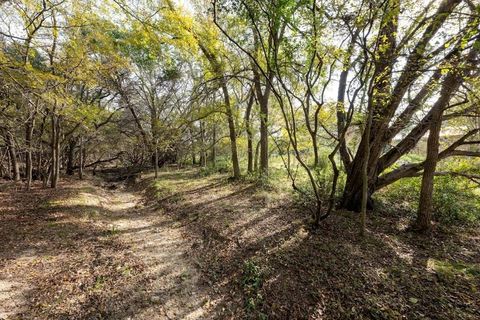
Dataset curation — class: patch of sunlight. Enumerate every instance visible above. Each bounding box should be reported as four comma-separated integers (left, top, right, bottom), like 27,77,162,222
49,191,103,208
427,258,480,280
380,235,414,264
0,279,29,318
267,226,309,254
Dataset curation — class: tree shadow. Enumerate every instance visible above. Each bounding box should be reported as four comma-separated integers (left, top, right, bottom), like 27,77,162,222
147,170,480,319
2,172,478,319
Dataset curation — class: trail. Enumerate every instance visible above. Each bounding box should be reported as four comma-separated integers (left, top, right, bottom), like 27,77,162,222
0,177,213,320
96,185,212,319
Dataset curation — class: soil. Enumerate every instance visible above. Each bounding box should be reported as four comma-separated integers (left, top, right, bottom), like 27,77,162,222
0,169,479,319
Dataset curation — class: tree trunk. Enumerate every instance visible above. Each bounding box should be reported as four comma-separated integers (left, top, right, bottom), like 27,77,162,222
50,114,61,188
414,114,442,232
254,140,260,172
78,137,84,180
413,68,464,231
5,130,20,182
199,121,207,167
25,116,35,189
221,81,241,179
245,90,255,174
259,93,269,176
66,138,76,175
312,133,319,167
210,124,217,166
360,97,373,236
154,144,159,178
341,1,399,211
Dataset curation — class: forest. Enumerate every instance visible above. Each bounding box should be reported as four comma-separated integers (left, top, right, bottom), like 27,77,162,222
0,0,479,319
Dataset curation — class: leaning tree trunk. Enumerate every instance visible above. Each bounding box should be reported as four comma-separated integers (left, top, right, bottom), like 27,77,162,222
414,67,464,231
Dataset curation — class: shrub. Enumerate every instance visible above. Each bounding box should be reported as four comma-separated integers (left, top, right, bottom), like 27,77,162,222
242,260,266,318
378,176,480,225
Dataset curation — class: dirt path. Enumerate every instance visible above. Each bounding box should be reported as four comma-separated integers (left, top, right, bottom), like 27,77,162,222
0,178,213,320
2,171,479,319
97,186,212,319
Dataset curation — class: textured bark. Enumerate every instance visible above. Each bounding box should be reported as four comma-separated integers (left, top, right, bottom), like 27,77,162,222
415,110,442,232
341,0,399,211
341,0,462,211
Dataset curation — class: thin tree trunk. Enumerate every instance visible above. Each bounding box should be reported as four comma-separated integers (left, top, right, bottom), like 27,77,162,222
78,136,84,180
254,140,260,172
25,116,35,189
6,144,12,180
259,94,269,176
154,143,159,178
210,124,217,166
6,130,20,182
360,101,373,236
245,90,254,174
312,134,319,167
50,114,61,188
199,121,207,167
66,138,76,175
221,82,241,178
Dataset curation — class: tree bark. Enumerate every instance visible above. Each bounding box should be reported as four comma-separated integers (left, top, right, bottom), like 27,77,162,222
154,143,159,178
341,0,399,211
221,81,241,178
25,115,35,189
50,114,61,188
66,138,76,175
78,136,84,180
254,140,260,172
199,121,207,167
210,124,217,166
245,89,255,174
253,64,271,176
6,130,20,182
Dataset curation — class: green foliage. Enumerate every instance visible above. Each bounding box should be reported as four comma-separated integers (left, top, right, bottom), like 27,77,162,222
198,158,232,177
378,176,480,225
429,259,480,282
242,259,267,319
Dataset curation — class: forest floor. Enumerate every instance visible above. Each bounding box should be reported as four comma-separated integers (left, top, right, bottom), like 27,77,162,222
0,168,479,319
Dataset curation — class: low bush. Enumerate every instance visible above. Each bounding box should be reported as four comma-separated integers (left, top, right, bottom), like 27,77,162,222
378,176,480,225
